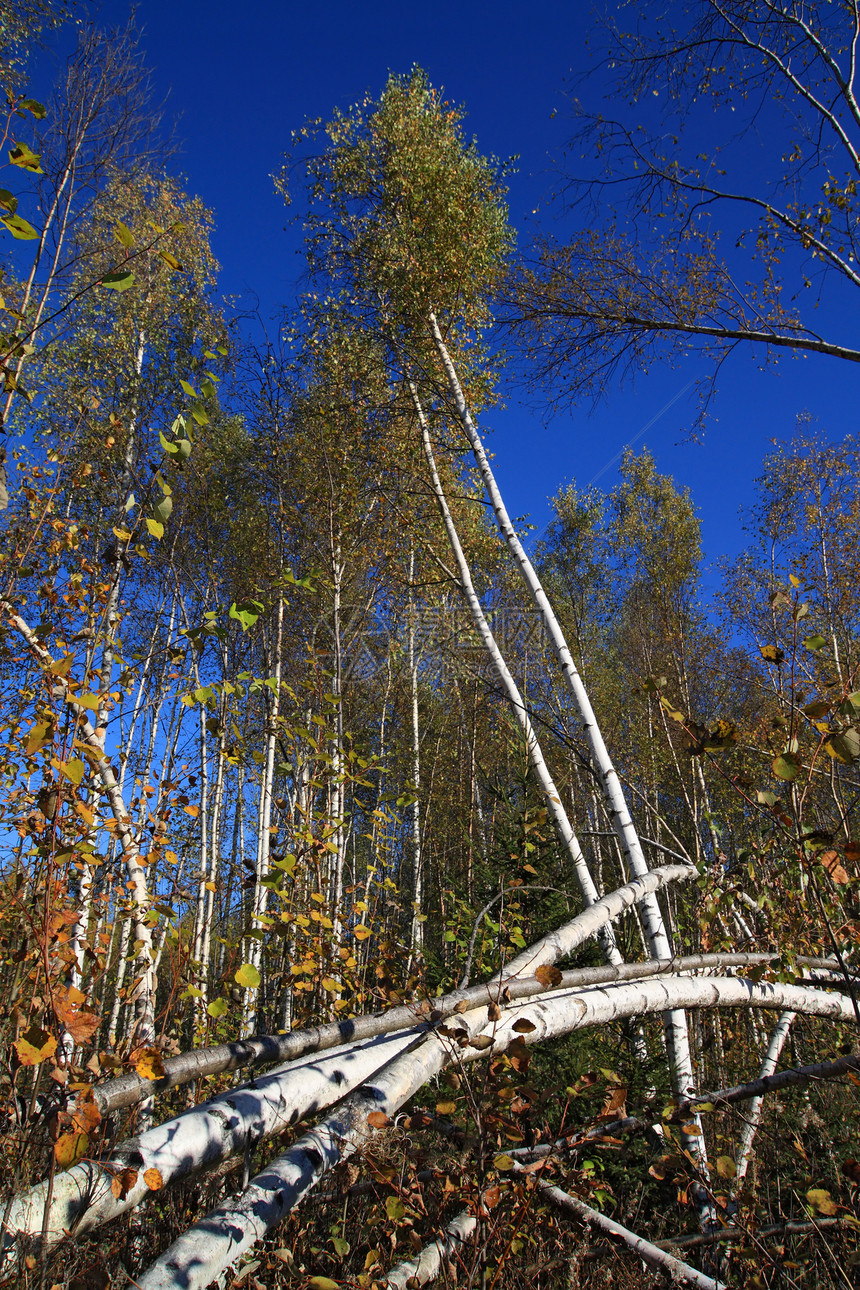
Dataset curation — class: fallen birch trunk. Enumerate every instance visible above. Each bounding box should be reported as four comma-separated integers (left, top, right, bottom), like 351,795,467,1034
3,1027,424,1251
383,1209,478,1288
135,976,855,1290
531,1173,720,1289
91,948,842,1114
4,865,694,1254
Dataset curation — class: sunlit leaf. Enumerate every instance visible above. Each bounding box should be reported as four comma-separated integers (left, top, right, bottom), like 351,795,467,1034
9,141,42,171
820,851,851,884
235,962,260,988
760,645,785,664
55,1131,88,1168
100,270,135,292
13,1025,57,1066
1,213,38,239
134,1047,166,1081
807,1187,839,1215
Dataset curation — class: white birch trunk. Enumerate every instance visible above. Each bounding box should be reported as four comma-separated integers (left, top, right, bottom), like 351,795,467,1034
2,603,157,1046
131,974,854,1290
428,317,700,1151
410,383,621,964
734,1009,794,1181
243,595,284,1034
6,968,852,1270
407,545,424,956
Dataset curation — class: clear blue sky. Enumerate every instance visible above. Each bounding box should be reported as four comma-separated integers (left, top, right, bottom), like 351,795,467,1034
36,1,860,590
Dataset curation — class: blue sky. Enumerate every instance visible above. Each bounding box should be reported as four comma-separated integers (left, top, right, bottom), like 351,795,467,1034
35,1,860,590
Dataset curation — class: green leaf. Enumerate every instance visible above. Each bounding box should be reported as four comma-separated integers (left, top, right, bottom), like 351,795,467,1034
716,1155,737,1179
494,1153,515,1171
234,962,260,988
190,403,209,426
176,438,192,460
115,221,134,248
330,1236,350,1258
180,379,198,398
207,997,228,1018
8,141,42,172
18,98,47,119
1,213,38,239
804,634,827,652
308,1279,340,1290
101,270,135,292
0,188,17,213
159,431,179,454
384,1196,406,1221
153,495,173,523
146,517,164,539
60,758,86,786
229,600,264,632
825,728,860,765
772,751,802,781
838,691,860,717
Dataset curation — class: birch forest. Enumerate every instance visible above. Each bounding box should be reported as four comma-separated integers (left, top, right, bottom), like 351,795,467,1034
2,4,860,1289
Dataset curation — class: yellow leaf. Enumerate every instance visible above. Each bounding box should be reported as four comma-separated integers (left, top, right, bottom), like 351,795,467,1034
14,1025,57,1066
183,803,199,817
807,1187,839,1215
235,962,260,988
352,923,372,940
72,692,100,711
74,800,96,826
133,1047,166,1081
55,1130,88,1168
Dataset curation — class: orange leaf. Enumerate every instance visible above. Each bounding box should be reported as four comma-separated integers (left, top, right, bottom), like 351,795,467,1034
366,1111,391,1128
600,1086,628,1119
820,850,851,884
72,1089,101,1134
53,985,100,1044
535,964,562,988
143,1167,163,1191
110,1167,138,1199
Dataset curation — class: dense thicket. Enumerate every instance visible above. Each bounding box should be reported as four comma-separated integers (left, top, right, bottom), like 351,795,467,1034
0,8,858,1290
